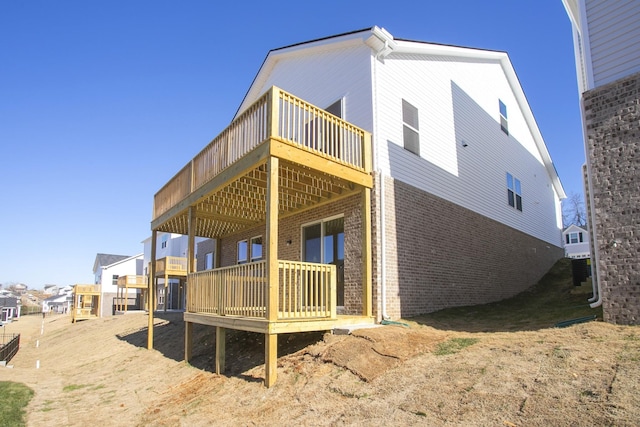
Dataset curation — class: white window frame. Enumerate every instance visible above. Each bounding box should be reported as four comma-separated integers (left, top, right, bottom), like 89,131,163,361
506,172,522,212
205,252,214,269
402,99,420,156
250,236,263,261
237,240,248,264
499,99,508,135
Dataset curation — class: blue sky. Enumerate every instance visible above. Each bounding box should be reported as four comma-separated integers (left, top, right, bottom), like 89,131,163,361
0,1,583,289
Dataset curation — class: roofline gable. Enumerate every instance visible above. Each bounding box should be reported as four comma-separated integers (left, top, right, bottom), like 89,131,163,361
101,253,144,270
235,25,566,199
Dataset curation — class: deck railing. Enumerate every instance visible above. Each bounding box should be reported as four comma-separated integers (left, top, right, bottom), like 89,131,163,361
74,284,101,294
153,86,370,220
156,257,187,275
117,275,147,288
187,260,336,320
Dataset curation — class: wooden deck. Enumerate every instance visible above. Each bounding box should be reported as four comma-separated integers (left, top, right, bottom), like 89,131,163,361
155,256,187,277
115,275,148,312
71,284,101,323
149,86,373,386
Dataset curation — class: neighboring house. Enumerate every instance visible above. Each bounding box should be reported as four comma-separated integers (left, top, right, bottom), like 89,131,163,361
142,233,203,311
562,224,590,259
43,286,73,314
562,0,640,325
0,296,20,322
43,284,59,295
13,284,27,295
149,26,566,385
93,253,144,317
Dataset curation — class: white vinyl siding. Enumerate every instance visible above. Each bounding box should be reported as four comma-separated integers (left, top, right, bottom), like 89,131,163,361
240,44,373,133
238,34,563,247
585,0,640,88
374,53,560,245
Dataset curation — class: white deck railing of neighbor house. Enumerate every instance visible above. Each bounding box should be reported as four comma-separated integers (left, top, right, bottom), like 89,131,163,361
186,260,336,320
153,86,369,220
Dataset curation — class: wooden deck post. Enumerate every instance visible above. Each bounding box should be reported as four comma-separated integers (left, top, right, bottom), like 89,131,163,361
265,155,279,387
215,326,226,374
185,321,192,363
148,229,157,350
185,207,196,362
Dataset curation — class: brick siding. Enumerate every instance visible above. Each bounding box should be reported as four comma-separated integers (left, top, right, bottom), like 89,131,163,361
376,174,563,319
583,72,640,325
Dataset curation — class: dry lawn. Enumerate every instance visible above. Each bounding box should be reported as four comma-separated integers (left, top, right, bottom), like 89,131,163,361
3,260,640,426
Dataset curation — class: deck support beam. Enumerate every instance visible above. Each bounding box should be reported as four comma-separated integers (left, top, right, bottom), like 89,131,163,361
265,333,277,388
185,321,193,362
215,326,226,374
148,229,157,350
185,207,196,362
265,154,279,387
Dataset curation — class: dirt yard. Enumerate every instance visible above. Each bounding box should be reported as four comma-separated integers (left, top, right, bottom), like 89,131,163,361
3,301,639,427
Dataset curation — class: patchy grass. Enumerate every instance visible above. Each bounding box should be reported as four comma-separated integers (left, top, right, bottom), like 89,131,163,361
63,384,89,392
434,337,479,355
0,381,34,426
413,258,602,332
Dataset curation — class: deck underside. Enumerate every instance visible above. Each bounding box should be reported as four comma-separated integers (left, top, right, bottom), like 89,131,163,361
183,312,374,334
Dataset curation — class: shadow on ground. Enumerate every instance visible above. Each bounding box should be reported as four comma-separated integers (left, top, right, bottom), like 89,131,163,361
116,312,325,376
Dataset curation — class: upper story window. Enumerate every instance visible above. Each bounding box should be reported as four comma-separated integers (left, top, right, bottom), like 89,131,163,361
237,240,248,264
566,232,584,245
250,236,263,261
402,99,420,156
499,99,508,135
112,275,119,286
506,172,522,211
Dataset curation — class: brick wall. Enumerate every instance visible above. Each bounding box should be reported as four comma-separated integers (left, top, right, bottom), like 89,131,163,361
196,238,216,271
377,174,563,319
583,72,640,325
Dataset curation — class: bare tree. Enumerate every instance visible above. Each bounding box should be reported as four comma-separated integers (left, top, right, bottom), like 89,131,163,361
562,192,587,229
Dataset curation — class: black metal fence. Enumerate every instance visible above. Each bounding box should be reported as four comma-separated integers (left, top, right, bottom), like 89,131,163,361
0,333,20,363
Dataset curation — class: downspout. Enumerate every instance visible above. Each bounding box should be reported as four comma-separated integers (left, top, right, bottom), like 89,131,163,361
368,27,395,320
372,49,388,321
580,97,602,308
380,169,389,320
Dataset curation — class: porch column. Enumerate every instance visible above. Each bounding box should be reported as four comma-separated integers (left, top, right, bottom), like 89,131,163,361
265,155,279,387
362,187,372,317
148,229,157,350
185,206,196,362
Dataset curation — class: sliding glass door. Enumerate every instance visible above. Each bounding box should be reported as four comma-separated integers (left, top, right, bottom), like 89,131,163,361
302,216,344,306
